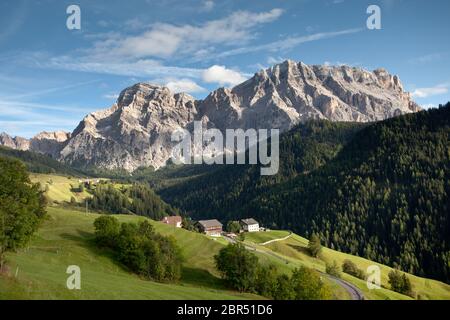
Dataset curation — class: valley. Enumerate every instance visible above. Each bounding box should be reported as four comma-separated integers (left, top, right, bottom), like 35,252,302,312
2,174,449,300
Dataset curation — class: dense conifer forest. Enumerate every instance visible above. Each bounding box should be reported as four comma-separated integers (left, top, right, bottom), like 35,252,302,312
156,103,450,283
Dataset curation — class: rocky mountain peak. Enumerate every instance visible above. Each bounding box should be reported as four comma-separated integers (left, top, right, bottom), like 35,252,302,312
1,61,422,172
34,131,71,142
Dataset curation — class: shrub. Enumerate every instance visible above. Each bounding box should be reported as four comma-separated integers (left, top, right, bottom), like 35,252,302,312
325,261,341,278
255,264,278,298
214,243,259,292
342,259,366,280
388,269,414,297
215,243,332,300
94,215,121,247
273,274,296,300
290,267,332,300
307,233,322,257
93,217,183,282
226,221,241,233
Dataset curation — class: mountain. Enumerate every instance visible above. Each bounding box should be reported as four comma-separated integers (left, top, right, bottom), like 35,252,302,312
0,60,420,171
198,61,419,132
156,103,450,283
0,131,70,158
58,84,197,171
0,132,30,150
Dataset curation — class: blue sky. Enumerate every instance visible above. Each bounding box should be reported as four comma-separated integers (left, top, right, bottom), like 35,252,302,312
0,0,449,137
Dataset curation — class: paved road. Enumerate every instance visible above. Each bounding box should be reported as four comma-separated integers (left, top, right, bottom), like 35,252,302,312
318,271,364,300
223,235,365,300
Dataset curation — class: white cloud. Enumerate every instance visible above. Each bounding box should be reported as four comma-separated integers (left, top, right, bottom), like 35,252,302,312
0,102,87,138
88,9,284,60
4,79,100,100
408,53,444,65
212,28,363,60
421,104,437,109
44,57,204,79
412,85,448,98
202,0,215,11
103,94,119,100
267,56,286,65
165,79,206,93
202,65,247,87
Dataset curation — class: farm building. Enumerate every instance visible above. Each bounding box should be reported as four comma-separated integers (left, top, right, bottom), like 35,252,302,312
240,218,260,232
161,216,182,228
196,219,223,237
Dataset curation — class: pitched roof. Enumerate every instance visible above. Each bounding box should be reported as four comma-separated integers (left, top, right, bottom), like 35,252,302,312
197,219,223,228
161,216,182,224
240,218,259,226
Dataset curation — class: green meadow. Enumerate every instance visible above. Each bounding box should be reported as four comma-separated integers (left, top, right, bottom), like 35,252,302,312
1,173,449,300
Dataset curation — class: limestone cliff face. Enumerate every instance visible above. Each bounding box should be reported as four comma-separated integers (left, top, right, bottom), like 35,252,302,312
0,132,30,150
0,131,70,157
1,61,420,171
198,61,420,133
58,83,197,171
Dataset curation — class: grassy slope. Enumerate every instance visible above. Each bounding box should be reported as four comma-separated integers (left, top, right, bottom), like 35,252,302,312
0,207,259,300
30,174,93,203
244,231,291,244
257,232,450,300
0,206,349,300
5,174,449,300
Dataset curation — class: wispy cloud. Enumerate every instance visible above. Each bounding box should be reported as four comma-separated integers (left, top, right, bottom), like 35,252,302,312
4,79,101,100
209,28,364,60
420,104,438,110
0,100,94,113
408,53,445,65
267,56,286,65
411,83,449,98
201,0,215,12
165,78,206,93
84,9,284,61
102,93,120,100
0,100,97,138
42,57,204,79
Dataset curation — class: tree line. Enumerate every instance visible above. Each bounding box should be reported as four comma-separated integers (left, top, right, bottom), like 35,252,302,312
156,103,450,284
93,215,183,282
88,183,179,220
0,157,46,270
215,243,332,300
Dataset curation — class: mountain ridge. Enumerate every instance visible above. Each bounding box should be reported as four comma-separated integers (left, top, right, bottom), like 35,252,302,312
0,60,420,171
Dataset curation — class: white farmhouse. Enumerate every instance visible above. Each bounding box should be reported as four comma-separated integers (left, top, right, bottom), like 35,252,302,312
240,218,260,233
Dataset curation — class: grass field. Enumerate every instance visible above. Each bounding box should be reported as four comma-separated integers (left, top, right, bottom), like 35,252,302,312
0,207,259,300
244,230,291,244
2,203,449,300
30,174,93,203
261,234,450,300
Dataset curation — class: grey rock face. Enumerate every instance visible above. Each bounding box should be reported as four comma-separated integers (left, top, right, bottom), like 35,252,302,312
31,131,71,158
1,132,30,150
0,131,69,157
198,61,420,132
1,61,420,171
58,83,197,171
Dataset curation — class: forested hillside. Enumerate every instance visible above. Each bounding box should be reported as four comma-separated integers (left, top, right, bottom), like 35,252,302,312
0,146,83,176
156,103,450,283
157,120,365,216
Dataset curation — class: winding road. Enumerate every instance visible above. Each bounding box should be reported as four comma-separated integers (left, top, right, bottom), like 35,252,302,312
223,235,365,300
